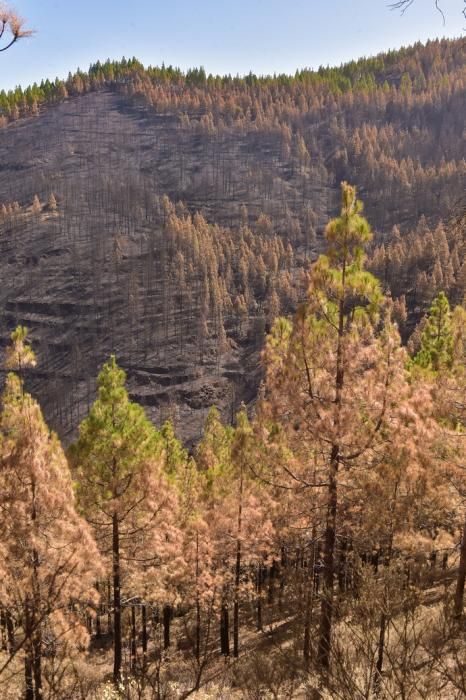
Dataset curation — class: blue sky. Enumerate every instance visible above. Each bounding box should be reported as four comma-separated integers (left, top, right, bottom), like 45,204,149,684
1,0,464,91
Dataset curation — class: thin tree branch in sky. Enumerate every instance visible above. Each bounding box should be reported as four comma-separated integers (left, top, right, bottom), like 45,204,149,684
0,4,33,52
388,0,447,24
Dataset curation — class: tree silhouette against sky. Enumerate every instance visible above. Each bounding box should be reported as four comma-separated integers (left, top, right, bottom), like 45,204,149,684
0,3,32,52
390,0,466,23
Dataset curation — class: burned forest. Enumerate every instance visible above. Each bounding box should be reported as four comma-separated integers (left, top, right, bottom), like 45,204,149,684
0,26,465,700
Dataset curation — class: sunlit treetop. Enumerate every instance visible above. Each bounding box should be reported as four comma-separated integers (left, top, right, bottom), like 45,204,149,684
4,325,36,373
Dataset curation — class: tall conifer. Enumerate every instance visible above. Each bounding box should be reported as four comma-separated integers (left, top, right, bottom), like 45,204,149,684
70,356,180,684
0,328,101,699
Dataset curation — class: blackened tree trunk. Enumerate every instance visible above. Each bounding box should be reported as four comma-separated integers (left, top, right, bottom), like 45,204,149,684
338,538,347,592
373,511,395,695
107,579,112,635
163,605,171,649
31,480,42,699
195,532,201,662
24,605,34,700
32,630,42,700
130,605,137,671
304,530,317,663
141,606,148,671
220,604,230,656
257,564,263,631
317,286,345,673
112,513,122,684
233,459,244,658
95,582,102,638
0,608,6,651
6,610,14,653
454,516,466,619
316,449,338,672
374,613,387,695
268,560,276,605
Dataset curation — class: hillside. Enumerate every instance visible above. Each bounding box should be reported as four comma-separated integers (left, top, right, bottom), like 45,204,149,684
0,37,465,441
0,27,466,700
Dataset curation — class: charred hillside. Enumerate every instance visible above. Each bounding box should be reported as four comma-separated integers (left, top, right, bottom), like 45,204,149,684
0,38,464,441
0,91,309,441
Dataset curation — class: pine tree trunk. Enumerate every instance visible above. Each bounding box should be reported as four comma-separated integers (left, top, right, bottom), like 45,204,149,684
278,547,288,612
195,601,201,664
279,573,285,613
0,608,6,651
454,516,466,619
373,613,387,695
220,610,226,656
24,605,34,700
141,606,148,672
0,608,13,653
233,539,241,658
95,582,102,638
338,538,347,592
130,606,137,671
6,610,14,654
32,629,42,700
25,651,34,700
317,446,338,672
314,543,322,594
303,584,312,664
233,577,240,657
267,561,276,605
233,461,244,658
31,480,42,699
257,564,263,631
107,579,112,634
112,513,122,684
304,532,316,663
220,604,230,656
195,532,201,662
163,605,171,649
316,281,345,674
374,526,394,695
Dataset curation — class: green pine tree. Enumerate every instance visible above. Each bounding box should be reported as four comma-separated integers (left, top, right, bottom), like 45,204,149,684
4,325,37,380
70,355,163,684
261,182,390,675
413,291,453,372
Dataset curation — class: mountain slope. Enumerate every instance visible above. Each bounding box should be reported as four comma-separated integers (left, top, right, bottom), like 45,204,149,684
0,38,464,441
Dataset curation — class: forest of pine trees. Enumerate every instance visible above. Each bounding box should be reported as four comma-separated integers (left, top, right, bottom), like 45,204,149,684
0,183,464,699
1,13,465,695
1,38,465,230
0,37,464,447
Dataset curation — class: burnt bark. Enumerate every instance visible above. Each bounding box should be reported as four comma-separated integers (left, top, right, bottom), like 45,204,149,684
141,605,148,671
220,604,230,656
163,605,171,649
454,516,466,619
112,513,122,683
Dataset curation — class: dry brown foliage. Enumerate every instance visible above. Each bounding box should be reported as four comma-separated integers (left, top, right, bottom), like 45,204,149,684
0,3,32,53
